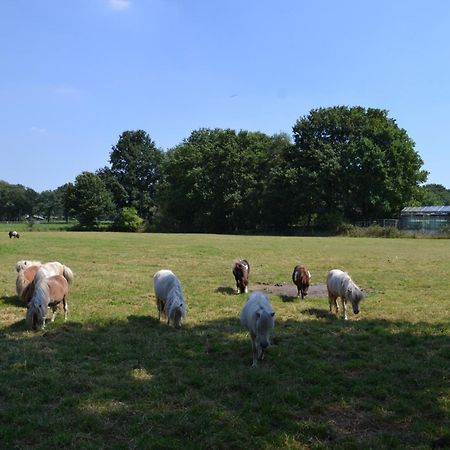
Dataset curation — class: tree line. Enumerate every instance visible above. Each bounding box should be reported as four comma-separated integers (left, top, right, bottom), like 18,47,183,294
1,106,449,232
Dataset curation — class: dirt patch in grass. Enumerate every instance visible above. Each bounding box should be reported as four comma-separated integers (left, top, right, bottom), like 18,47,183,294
250,282,329,298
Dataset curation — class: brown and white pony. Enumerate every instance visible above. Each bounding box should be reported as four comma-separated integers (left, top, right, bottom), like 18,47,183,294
26,275,69,330
15,260,74,303
292,264,311,299
232,259,250,294
9,230,20,238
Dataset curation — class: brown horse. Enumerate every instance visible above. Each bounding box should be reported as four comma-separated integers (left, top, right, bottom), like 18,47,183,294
292,264,311,299
232,259,250,294
9,230,20,238
26,275,69,330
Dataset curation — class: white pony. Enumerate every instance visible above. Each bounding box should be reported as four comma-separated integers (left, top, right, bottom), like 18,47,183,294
26,275,69,330
326,269,364,320
153,270,186,329
240,291,275,367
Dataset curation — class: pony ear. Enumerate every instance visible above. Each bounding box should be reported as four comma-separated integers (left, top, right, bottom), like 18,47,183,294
271,312,275,317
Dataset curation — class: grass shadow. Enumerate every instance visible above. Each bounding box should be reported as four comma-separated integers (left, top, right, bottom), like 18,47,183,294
279,294,297,302
1,315,449,449
303,307,336,320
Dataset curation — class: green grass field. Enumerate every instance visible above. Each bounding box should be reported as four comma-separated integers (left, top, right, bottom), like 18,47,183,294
1,232,449,449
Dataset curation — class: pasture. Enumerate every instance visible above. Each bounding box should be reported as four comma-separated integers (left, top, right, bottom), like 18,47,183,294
0,232,449,449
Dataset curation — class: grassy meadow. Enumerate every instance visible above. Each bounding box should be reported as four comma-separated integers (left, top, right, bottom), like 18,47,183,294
0,232,449,449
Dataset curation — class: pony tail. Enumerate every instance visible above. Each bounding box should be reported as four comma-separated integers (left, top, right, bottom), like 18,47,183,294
63,266,74,285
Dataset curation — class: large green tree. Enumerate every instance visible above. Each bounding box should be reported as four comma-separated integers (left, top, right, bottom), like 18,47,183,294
158,128,276,232
290,106,428,225
102,130,163,222
419,183,450,206
0,180,37,221
66,172,114,228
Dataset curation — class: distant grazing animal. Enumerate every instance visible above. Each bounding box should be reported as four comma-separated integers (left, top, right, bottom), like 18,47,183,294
240,291,275,367
153,269,186,329
26,275,69,330
9,231,20,238
232,259,250,294
292,264,311,299
326,269,364,320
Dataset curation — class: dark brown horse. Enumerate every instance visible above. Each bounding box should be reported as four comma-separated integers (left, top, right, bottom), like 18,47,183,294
232,259,250,294
9,231,20,238
292,264,311,299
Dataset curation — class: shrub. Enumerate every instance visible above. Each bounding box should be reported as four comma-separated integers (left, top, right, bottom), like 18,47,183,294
112,207,143,232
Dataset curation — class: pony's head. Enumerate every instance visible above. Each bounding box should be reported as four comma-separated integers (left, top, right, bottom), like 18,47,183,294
170,304,184,329
26,301,47,330
348,286,364,315
255,310,275,349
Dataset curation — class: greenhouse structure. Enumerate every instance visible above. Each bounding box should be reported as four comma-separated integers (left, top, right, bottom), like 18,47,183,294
399,206,450,233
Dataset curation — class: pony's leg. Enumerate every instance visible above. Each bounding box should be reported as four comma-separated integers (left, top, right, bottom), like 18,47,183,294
244,284,248,294
342,298,348,320
250,334,258,368
63,297,68,321
51,305,58,322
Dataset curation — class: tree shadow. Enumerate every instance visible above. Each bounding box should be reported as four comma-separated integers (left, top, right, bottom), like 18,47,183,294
1,314,449,449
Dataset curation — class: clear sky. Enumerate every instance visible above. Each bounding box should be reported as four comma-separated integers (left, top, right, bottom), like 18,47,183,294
1,0,449,192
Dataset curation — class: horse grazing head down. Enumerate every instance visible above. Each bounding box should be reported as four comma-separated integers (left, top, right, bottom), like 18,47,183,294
9,231,19,238
326,269,364,320
232,259,250,294
26,275,69,330
240,291,275,367
292,264,311,299
153,269,187,329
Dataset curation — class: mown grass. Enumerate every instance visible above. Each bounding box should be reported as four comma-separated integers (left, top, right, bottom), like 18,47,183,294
0,233,449,449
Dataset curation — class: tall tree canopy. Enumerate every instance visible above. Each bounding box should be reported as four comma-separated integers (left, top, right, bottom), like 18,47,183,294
158,128,279,232
102,130,163,221
0,180,37,221
66,172,114,228
290,106,428,225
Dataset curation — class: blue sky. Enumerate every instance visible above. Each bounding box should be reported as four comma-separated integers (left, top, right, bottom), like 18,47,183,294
1,0,449,192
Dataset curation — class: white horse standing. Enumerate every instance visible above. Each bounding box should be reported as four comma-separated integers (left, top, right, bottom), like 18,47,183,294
26,275,69,330
240,291,275,367
153,270,186,329
326,269,364,320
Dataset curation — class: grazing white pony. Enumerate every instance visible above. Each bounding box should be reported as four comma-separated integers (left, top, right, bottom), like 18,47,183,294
153,270,186,329
240,291,275,367
26,275,69,330
326,269,364,320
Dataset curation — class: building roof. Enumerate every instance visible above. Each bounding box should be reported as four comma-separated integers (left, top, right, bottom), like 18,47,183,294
401,206,450,214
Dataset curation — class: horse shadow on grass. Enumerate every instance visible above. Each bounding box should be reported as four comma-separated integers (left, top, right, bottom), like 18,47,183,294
1,295,24,308
1,312,449,449
215,286,236,295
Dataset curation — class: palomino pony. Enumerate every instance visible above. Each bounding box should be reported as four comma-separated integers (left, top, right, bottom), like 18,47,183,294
232,259,250,294
326,269,364,320
240,291,275,368
26,275,69,330
9,230,20,238
153,269,186,329
292,264,311,299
